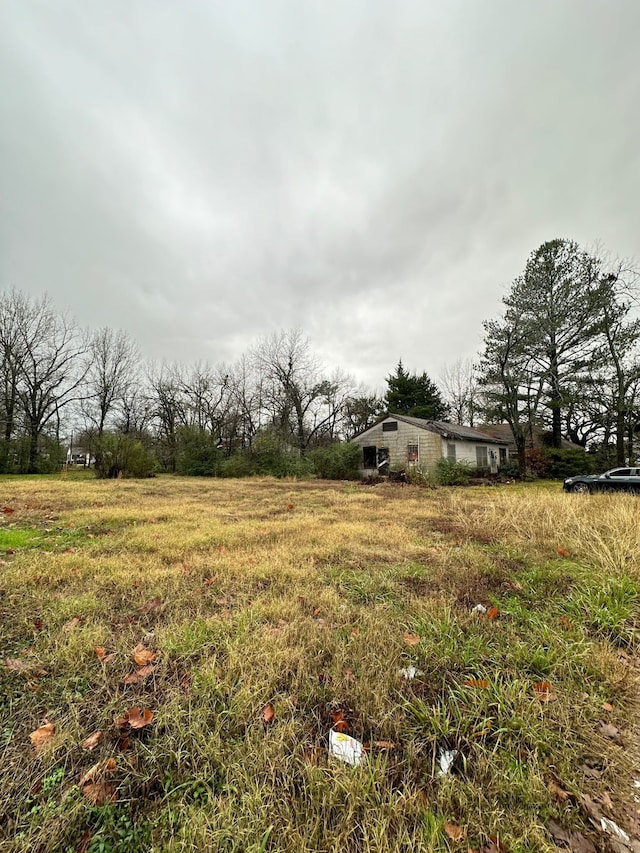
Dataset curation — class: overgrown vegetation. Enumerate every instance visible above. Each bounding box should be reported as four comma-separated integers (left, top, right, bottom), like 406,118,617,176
1,476,638,852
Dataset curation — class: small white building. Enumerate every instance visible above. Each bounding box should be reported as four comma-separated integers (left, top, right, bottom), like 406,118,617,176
350,414,509,476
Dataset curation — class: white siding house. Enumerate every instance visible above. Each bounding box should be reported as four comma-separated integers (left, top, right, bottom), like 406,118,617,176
350,414,509,476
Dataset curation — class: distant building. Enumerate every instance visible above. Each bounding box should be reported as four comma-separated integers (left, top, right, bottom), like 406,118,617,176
350,414,509,476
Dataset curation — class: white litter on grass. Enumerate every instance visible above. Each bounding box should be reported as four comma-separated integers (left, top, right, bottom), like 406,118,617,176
600,817,630,843
471,604,487,615
633,780,640,788
329,730,366,767
438,748,458,776
399,666,424,680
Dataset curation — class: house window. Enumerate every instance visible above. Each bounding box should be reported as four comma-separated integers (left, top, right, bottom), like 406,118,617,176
447,443,456,461
363,446,377,468
476,446,488,468
407,444,419,463
499,447,507,464
382,421,398,432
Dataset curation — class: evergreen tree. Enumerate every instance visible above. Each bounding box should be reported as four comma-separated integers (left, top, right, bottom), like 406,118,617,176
385,360,449,420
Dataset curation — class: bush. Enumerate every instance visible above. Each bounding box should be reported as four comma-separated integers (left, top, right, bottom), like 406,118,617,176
311,443,361,480
526,446,592,479
498,459,521,478
405,464,438,488
94,433,157,479
176,427,221,476
435,458,472,486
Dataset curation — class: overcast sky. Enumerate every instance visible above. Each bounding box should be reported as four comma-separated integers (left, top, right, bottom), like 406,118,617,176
1,1,639,392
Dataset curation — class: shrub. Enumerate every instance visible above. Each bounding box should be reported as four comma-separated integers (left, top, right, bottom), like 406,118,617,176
405,464,438,488
435,458,472,486
311,443,361,480
498,459,521,478
176,427,221,476
94,433,157,479
526,446,592,479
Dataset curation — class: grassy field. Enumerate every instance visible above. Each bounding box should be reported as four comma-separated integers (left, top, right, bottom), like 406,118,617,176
1,474,639,852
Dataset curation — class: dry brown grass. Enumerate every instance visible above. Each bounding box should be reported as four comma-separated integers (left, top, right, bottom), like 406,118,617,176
1,475,639,852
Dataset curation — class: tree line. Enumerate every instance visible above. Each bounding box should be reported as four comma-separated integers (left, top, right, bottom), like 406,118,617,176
1,236,636,478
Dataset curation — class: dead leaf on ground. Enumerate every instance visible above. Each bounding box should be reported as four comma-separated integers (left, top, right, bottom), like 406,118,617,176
331,709,350,734
81,730,103,751
486,606,500,620
2,506,15,514
548,779,570,802
77,829,92,853
599,720,623,745
581,794,604,825
534,681,557,703
116,735,131,752
342,668,356,682
548,819,596,853
5,657,29,672
444,822,466,842
602,701,614,712
79,758,117,805
373,740,396,750
132,645,157,667
350,627,360,637
312,607,321,618
556,547,571,558
138,597,162,614
287,503,294,510
122,664,155,685
559,616,573,629
63,616,83,633
262,703,275,724
203,577,217,586
30,722,55,753
95,647,116,663
465,678,489,689
115,707,154,731
505,580,523,591
403,630,420,646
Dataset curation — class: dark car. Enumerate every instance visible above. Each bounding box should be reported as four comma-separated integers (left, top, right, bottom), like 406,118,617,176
563,467,640,494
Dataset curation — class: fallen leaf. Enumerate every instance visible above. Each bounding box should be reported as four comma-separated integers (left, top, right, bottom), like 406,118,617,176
138,597,162,614
132,645,156,667
599,720,623,745
403,630,420,646
465,678,489,689
548,819,596,853
262,703,275,724
486,606,500,620
579,762,604,779
2,506,15,514
548,779,570,801
559,616,573,629
342,668,356,682
350,628,360,637
331,709,350,733
505,580,523,591
312,607,321,618
534,681,557,703
5,657,29,671
203,577,217,586
602,702,614,712
79,759,117,805
81,730,103,751
581,794,604,825
373,740,396,750
122,664,155,685
95,647,106,660
556,547,571,558
81,782,116,805
30,722,55,754
287,504,294,510
444,822,465,842
77,828,92,853
115,707,154,730
116,735,131,752
63,616,83,633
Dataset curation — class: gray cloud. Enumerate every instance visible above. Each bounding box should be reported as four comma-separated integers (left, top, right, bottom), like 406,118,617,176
1,0,639,390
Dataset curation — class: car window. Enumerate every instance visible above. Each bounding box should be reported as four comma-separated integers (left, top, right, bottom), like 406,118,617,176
610,469,631,477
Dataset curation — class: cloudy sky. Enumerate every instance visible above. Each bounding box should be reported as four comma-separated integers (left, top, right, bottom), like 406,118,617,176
1,1,639,391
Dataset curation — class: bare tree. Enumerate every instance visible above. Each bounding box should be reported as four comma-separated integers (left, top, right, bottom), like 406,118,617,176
83,327,139,436
251,330,353,452
12,294,88,472
440,358,479,426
